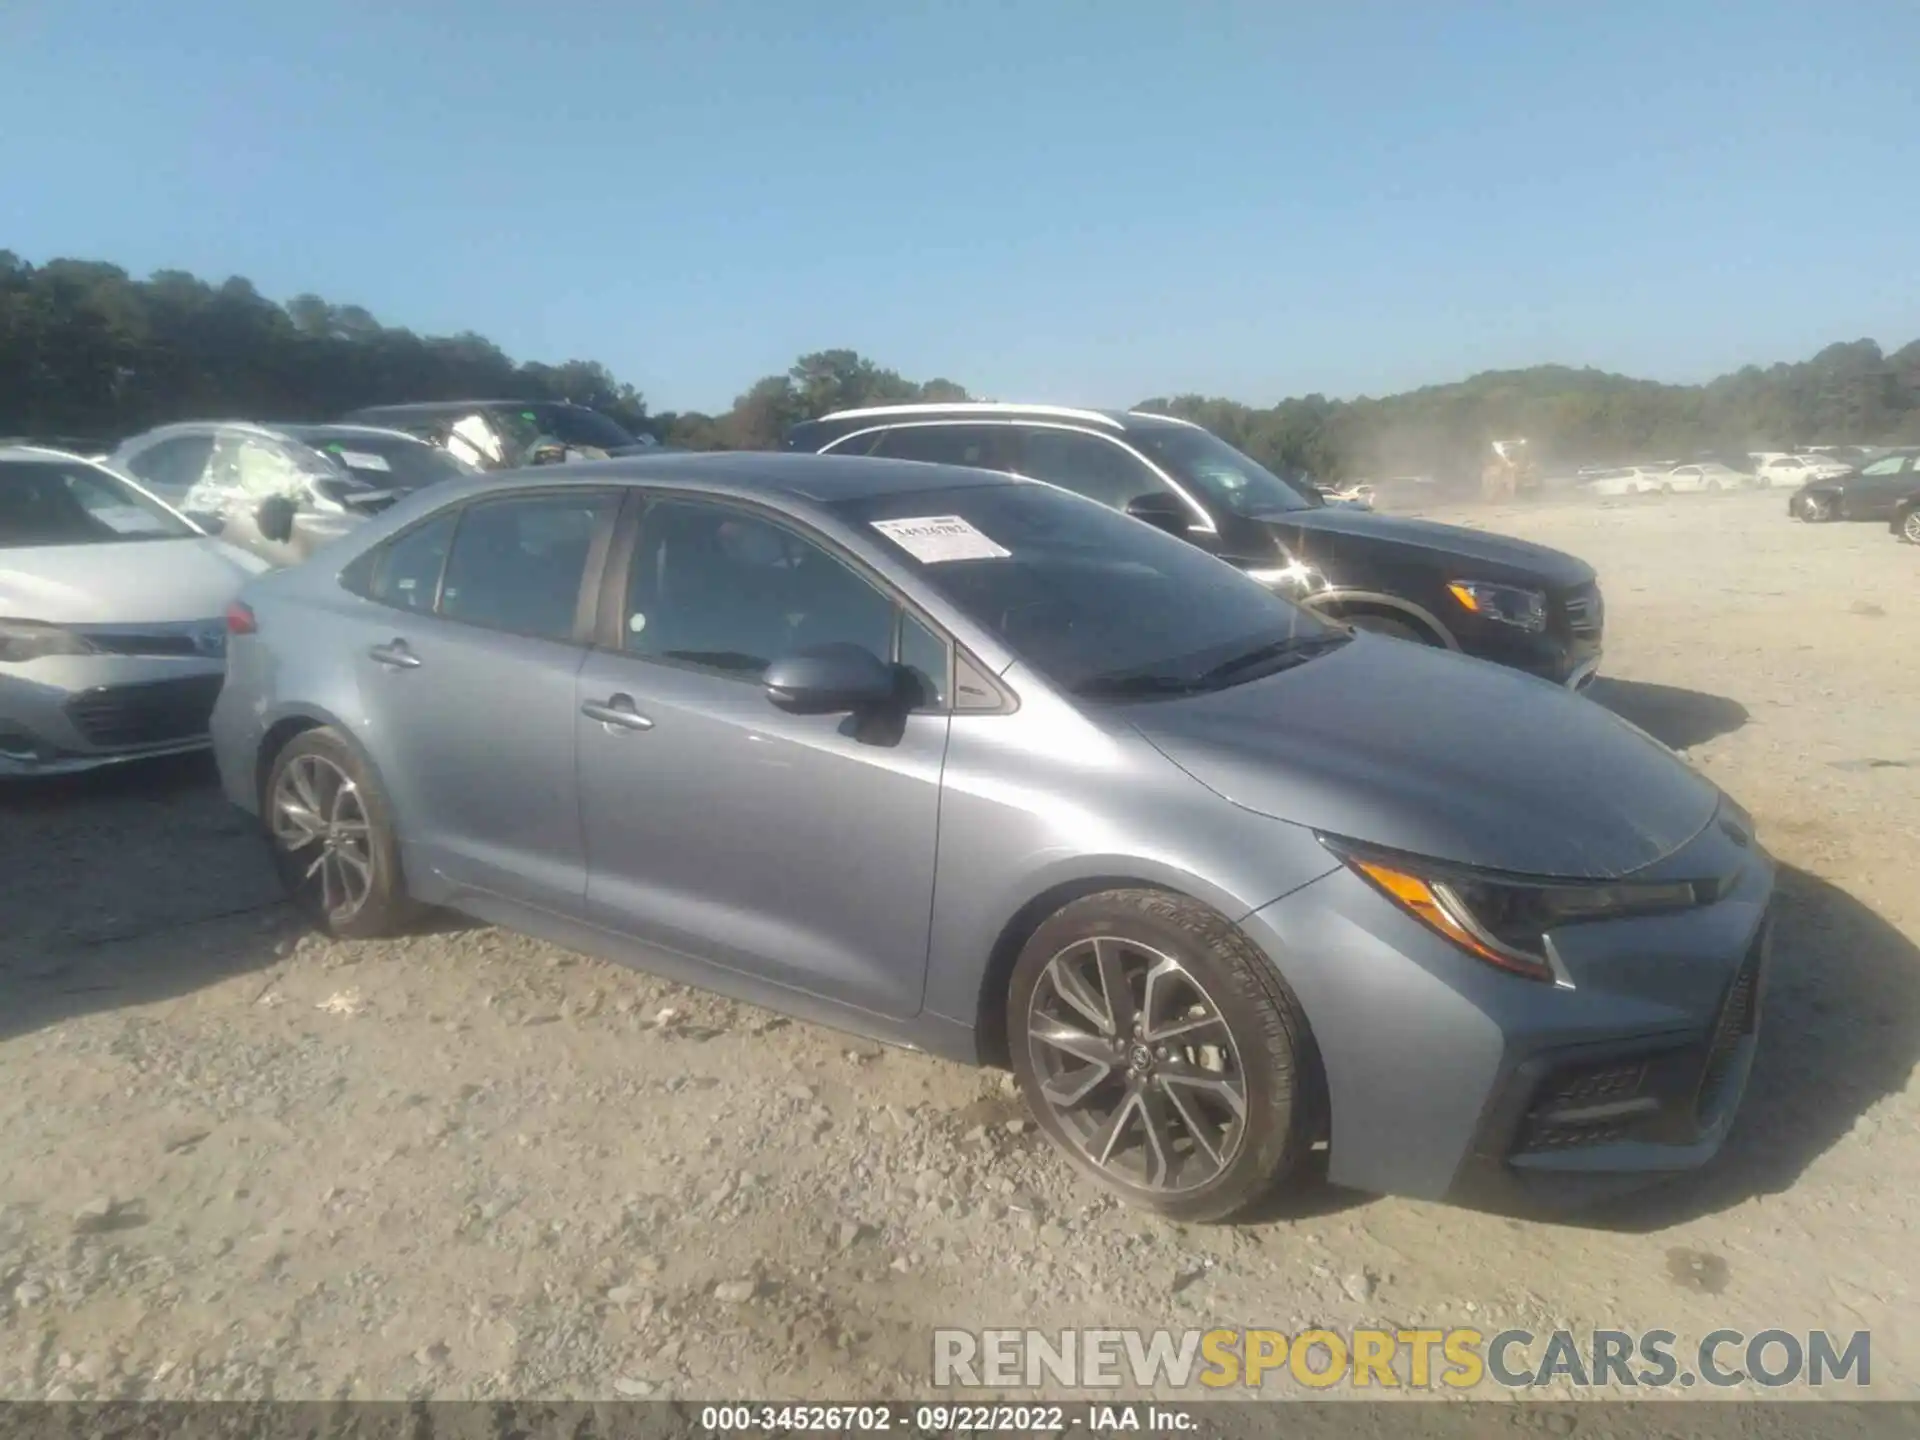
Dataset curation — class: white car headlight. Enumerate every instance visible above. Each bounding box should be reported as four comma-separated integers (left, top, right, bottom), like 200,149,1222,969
0,619,97,663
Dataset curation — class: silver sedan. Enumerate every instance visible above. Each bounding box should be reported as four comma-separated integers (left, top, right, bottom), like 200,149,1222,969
210,453,1774,1219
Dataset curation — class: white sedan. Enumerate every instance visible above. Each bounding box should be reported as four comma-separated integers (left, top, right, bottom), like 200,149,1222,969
1756,454,1852,488
1664,462,1754,493
1578,465,1675,496
0,447,266,776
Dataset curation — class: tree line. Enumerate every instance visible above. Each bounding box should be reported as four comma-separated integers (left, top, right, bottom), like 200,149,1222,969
4,251,1917,482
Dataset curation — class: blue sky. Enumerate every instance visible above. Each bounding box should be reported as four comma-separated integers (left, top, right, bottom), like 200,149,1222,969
4,1,1916,413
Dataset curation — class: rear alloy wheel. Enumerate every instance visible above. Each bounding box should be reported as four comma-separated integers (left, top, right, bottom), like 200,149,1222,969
1008,890,1319,1222
264,729,418,938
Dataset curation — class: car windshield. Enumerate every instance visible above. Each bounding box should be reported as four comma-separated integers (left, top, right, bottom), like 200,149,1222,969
493,404,639,452
837,480,1345,695
0,458,197,547
290,431,477,491
1127,425,1322,517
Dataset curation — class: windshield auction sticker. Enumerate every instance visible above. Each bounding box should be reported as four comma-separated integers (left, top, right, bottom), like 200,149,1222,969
870,515,1011,563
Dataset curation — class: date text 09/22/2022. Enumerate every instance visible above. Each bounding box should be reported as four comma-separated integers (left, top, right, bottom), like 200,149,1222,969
698,1404,1192,1432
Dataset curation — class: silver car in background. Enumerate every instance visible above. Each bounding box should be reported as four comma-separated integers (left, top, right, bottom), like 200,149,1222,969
210,453,1774,1219
109,421,473,567
1,446,265,776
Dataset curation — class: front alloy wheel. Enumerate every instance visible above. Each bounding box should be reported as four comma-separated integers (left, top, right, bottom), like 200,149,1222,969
1902,508,1920,545
1027,937,1247,1194
1008,889,1320,1222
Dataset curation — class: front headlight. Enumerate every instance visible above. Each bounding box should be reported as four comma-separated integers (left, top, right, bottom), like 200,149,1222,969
0,619,97,664
1446,579,1546,632
1323,837,1712,982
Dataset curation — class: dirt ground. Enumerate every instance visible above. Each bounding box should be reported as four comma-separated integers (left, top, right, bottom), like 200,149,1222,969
1,488,1915,1404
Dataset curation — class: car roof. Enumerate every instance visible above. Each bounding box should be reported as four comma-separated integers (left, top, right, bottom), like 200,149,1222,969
0,444,104,465
281,423,434,446
450,449,1019,506
344,399,594,416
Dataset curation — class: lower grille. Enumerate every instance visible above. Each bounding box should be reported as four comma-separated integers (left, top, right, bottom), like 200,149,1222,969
1518,1059,1652,1152
1696,950,1762,1121
64,674,223,747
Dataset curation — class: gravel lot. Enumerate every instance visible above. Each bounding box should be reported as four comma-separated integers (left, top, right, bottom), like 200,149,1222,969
1,488,1915,1404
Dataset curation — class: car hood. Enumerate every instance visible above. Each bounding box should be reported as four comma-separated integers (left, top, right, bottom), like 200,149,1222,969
1124,636,1720,880
1274,507,1595,586
0,537,265,624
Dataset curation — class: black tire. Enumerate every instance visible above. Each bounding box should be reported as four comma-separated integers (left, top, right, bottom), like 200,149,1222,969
1342,613,1429,644
1007,889,1321,1223
261,727,421,939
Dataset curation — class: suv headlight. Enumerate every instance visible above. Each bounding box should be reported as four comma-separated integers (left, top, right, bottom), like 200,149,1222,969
1446,580,1546,632
1322,837,1713,982
0,619,97,664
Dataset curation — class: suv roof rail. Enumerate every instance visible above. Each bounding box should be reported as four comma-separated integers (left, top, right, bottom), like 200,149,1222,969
817,402,1125,430
1124,409,1203,429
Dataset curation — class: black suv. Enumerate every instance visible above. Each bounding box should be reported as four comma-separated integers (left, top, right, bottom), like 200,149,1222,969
786,403,1603,688
340,400,657,471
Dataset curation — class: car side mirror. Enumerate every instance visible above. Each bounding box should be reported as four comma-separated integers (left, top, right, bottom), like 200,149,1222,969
255,494,298,544
764,643,899,715
1124,491,1188,534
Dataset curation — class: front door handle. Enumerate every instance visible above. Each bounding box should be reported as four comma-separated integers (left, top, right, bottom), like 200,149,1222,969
581,694,654,732
369,639,421,669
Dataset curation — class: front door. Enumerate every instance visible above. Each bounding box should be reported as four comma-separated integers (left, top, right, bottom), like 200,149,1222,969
575,494,951,1019
345,488,619,908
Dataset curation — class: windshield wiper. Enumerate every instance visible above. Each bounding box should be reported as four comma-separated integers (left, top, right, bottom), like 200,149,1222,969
1195,632,1349,689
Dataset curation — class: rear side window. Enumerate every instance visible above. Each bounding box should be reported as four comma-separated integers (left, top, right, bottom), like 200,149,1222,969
436,491,616,641
364,510,458,612
868,425,1010,470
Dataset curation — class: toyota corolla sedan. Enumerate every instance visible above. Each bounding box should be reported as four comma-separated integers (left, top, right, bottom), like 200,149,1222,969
2,446,266,776
211,452,1774,1219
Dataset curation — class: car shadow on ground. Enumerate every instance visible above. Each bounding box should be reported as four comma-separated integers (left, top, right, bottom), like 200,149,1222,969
1546,862,1919,1233
0,753,293,1044
1587,677,1750,750
0,752,486,1045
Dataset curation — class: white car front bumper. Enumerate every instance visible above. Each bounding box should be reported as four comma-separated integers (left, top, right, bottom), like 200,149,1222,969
0,652,227,777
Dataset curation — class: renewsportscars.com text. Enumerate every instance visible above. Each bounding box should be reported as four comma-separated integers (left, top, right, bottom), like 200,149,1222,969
933,1327,1871,1391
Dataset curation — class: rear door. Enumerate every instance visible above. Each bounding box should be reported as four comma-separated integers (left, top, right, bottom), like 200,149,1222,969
1846,454,1917,519
344,487,620,910
573,492,951,1019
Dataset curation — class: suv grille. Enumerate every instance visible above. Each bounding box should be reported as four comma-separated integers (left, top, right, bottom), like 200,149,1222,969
1561,585,1603,639
64,675,223,748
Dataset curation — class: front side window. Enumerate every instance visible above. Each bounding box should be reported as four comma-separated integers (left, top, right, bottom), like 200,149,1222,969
624,498,901,682
436,491,615,640
0,459,197,547
837,481,1343,695
1861,455,1912,476
493,404,638,453
1014,428,1170,510
1127,426,1320,517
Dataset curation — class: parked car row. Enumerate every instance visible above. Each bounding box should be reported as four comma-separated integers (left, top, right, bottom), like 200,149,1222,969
1782,446,1920,544
4,404,1786,1220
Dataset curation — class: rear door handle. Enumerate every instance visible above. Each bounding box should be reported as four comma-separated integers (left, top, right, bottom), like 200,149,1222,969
369,639,421,669
581,693,654,732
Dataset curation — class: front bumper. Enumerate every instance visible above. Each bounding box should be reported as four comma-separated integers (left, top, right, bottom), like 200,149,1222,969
1239,807,1773,1206
0,655,225,777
